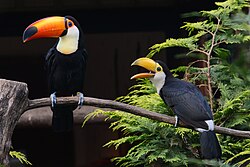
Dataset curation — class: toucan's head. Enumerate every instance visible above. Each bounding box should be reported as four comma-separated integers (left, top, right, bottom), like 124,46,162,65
131,57,173,93
23,16,83,54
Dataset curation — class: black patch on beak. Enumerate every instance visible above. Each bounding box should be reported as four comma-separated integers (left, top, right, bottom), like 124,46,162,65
60,17,68,37
23,26,38,42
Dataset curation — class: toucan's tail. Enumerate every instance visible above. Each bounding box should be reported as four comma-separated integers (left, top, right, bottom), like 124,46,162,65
200,131,222,159
51,104,75,132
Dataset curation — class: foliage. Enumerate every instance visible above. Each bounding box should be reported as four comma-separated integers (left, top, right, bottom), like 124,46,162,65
84,79,203,166
9,150,32,165
214,90,250,129
83,0,250,166
147,0,250,112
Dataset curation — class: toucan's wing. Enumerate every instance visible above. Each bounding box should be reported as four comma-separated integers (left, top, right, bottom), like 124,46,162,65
81,48,88,84
71,48,88,93
160,81,213,128
45,45,57,93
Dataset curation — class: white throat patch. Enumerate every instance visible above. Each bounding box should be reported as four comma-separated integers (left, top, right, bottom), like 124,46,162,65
150,71,166,94
56,26,79,55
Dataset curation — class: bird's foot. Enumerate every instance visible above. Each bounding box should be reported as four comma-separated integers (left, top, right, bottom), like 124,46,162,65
174,116,179,127
77,92,84,109
50,92,57,108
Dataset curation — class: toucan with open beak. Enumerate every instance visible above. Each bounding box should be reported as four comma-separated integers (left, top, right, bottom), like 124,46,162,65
131,57,221,159
23,16,87,132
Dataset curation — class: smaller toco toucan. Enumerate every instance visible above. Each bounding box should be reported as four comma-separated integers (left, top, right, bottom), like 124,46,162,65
23,16,87,132
131,57,221,159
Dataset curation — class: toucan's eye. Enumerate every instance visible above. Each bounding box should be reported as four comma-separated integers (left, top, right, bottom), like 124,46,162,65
156,67,162,72
68,21,73,27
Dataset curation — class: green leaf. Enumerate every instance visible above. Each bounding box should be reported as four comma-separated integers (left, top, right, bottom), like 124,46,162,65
226,150,250,164
146,37,199,58
213,47,231,59
9,151,32,165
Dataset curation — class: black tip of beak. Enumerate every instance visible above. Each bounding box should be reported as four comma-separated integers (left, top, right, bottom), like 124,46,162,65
23,26,38,42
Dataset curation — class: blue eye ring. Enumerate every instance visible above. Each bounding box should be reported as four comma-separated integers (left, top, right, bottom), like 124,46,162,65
68,21,73,27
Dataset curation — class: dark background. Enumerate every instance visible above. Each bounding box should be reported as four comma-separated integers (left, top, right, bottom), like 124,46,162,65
0,0,218,166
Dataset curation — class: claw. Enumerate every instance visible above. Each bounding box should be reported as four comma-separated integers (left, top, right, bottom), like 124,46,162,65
174,115,179,127
77,92,84,108
50,92,57,108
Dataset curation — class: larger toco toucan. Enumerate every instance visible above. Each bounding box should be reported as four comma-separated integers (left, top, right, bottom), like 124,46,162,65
23,16,87,132
131,57,221,159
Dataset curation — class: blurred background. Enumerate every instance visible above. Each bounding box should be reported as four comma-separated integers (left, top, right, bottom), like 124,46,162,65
0,0,219,166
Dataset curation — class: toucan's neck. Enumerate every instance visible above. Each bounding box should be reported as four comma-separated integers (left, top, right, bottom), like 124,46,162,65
150,70,174,94
56,26,80,55
150,72,166,94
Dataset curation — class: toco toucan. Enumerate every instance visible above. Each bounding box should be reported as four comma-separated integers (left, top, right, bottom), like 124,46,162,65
131,57,221,159
23,16,87,132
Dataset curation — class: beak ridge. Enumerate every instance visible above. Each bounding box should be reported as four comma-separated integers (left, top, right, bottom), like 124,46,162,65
131,58,157,72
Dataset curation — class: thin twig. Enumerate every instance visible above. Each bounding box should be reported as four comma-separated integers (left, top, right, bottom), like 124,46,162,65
185,72,208,77
185,60,208,80
213,87,220,98
188,60,208,66
204,29,214,36
187,49,209,56
208,17,221,56
206,17,221,112
214,40,226,47
197,84,208,88
185,59,208,81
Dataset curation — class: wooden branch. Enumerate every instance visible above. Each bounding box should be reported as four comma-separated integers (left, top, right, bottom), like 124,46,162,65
27,96,250,138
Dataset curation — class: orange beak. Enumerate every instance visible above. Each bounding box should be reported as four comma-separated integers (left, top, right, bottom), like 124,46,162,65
23,16,66,42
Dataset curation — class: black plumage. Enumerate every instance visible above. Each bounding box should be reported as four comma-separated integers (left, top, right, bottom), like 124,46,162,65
23,16,87,132
156,60,221,159
45,47,87,132
45,16,87,132
45,47,87,97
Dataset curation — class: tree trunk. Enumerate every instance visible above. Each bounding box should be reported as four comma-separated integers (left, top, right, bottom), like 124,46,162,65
0,79,29,166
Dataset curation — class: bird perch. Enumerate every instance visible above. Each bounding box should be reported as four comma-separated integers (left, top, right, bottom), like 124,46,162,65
0,79,250,166
27,96,250,138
